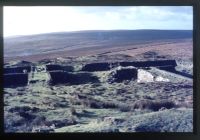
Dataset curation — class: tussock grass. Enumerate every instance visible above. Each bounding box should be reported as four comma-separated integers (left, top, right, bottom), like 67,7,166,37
132,99,176,111
70,93,176,112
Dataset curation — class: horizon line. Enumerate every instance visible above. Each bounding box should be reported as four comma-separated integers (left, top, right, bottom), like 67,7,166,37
4,29,193,38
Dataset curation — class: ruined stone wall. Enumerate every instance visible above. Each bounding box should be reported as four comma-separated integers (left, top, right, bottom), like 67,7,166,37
81,60,177,72
46,64,74,72
4,73,28,87
4,66,31,74
120,60,177,68
4,66,31,87
49,71,99,85
81,63,111,72
46,65,63,71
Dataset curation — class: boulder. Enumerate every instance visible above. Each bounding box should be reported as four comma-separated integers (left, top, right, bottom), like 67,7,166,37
155,76,170,82
137,69,154,83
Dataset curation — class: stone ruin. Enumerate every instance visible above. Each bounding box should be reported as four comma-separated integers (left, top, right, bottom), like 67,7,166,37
81,60,177,72
119,60,177,68
81,62,113,72
4,66,31,74
4,59,188,87
108,66,138,83
4,73,28,87
4,66,31,87
48,71,99,85
46,64,62,71
81,60,178,83
46,64,100,85
46,64,74,72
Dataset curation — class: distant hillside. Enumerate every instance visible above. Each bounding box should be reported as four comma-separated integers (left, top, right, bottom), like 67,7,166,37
4,30,192,58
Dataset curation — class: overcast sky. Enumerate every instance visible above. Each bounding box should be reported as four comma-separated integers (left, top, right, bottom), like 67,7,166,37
4,6,193,37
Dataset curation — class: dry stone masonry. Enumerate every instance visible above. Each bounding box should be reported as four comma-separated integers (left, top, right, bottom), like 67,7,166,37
4,60,192,87
4,66,31,87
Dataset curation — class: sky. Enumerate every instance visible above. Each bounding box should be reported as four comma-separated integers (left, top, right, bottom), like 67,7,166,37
3,6,193,37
